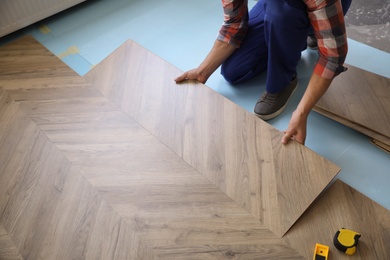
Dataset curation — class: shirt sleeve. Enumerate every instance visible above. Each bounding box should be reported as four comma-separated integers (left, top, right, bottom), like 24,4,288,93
217,0,249,48
306,0,348,79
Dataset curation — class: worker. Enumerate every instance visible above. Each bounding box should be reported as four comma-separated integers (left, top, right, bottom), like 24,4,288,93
175,0,352,145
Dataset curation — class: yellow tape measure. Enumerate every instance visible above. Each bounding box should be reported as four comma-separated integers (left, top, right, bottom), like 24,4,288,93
333,228,361,255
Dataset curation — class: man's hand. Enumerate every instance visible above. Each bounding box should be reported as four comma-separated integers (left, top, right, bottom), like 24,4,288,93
281,73,333,145
175,68,208,84
282,110,308,145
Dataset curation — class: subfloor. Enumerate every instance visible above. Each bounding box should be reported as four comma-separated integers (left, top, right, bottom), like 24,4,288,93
0,0,389,213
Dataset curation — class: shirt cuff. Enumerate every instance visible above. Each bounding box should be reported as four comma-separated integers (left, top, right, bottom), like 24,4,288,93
217,30,243,48
314,56,347,79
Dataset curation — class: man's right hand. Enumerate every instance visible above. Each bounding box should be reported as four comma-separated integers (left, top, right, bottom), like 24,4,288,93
174,68,208,84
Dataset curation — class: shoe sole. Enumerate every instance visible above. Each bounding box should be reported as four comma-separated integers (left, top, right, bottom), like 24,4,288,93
254,81,298,121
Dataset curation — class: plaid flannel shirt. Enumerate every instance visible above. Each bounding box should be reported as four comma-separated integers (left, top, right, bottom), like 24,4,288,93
217,0,249,48
217,0,348,79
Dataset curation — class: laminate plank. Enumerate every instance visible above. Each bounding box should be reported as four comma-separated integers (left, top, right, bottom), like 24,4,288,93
314,65,390,147
0,36,74,81
314,106,390,145
371,139,390,153
283,180,390,259
84,39,341,237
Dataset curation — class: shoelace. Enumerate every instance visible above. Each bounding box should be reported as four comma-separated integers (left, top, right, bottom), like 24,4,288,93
260,93,278,106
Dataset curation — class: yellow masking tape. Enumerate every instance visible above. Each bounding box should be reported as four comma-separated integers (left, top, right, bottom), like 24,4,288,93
38,25,51,34
58,46,80,59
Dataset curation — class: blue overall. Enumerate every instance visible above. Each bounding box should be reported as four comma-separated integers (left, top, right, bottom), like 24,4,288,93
221,0,352,93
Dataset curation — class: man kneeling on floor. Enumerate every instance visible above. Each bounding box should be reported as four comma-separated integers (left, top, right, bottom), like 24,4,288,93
175,0,351,145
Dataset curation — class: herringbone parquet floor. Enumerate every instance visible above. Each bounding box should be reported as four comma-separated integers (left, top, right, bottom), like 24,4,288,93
0,36,389,259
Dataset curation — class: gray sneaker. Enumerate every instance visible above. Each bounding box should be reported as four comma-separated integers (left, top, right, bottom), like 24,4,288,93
254,75,298,121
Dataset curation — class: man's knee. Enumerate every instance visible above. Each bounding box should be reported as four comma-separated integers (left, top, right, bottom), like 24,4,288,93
221,63,240,84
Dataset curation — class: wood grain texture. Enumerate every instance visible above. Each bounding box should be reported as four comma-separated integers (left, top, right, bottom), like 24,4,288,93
0,105,140,259
0,224,23,260
283,180,390,259
314,65,390,147
0,36,305,259
1,36,387,259
84,40,340,237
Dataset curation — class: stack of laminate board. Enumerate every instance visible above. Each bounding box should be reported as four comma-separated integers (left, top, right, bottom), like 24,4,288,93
314,65,390,153
0,36,389,259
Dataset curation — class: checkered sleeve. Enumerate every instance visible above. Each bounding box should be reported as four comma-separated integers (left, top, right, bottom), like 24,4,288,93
217,0,249,48
306,0,348,79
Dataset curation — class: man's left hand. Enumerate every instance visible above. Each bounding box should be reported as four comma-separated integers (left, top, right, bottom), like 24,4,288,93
282,110,308,145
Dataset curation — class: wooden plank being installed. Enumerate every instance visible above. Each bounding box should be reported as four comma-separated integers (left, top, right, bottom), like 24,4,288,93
84,39,340,238
314,64,390,150
1,36,387,259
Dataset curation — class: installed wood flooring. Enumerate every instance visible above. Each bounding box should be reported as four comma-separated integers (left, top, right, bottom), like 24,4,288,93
0,36,389,259
314,65,390,152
